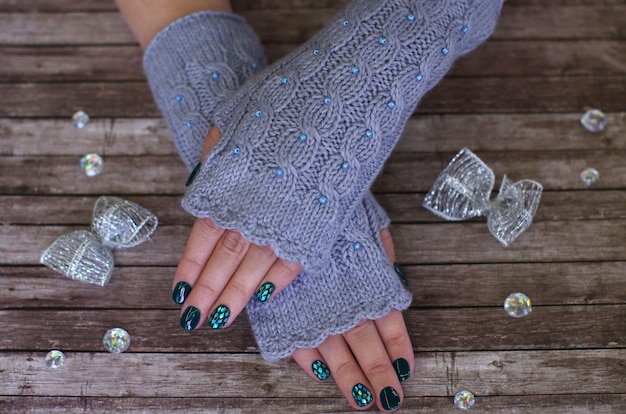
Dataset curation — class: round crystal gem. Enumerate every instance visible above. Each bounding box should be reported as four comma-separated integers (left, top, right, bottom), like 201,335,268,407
580,168,600,186
103,328,131,353
79,153,104,177
504,292,532,318
45,350,66,369
580,109,606,132
454,391,475,410
72,110,90,128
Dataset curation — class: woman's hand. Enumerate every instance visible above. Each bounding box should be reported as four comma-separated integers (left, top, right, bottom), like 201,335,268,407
175,127,414,411
173,127,303,331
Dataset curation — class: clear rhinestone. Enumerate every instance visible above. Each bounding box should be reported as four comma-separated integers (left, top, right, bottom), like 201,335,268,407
103,328,131,353
72,110,90,128
79,153,104,177
454,391,475,410
45,350,66,369
580,168,600,186
580,109,606,132
504,292,532,318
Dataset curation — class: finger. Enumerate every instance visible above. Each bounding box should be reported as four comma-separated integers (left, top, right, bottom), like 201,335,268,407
172,217,225,304
200,126,221,161
343,320,403,412
317,335,375,410
255,258,303,303
381,228,409,288
292,348,332,382
375,310,414,383
379,228,396,262
209,244,278,329
180,229,250,330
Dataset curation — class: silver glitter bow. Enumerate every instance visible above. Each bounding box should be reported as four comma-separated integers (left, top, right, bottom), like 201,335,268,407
422,148,543,246
41,196,158,286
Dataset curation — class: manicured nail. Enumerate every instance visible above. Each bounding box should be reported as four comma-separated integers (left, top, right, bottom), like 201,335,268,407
186,162,202,187
256,282,275,303
394,262,409,288
311,360,331,381
172,281,192,305
352,383,373,408
393,357,411,382
180,306,201,331
380,386,401,411
208,305,230,329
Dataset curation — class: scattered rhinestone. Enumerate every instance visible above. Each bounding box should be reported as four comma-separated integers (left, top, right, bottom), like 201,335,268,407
504,292,533,318
580,168,600,186
45,350,66,369
581,109,607,132
454,391,475,410
72,110,90,129
103,328,131,353
79,153,104,177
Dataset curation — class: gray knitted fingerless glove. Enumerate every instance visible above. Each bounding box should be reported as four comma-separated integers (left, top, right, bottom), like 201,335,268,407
141,10,409,360
183,0,503,268
247,191,411,361
143,11,267,171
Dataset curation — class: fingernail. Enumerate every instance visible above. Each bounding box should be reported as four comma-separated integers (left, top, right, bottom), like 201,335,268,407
172,281,192,305
185,162,202,187
311,360,331,381
256,282,275,303
352,383,373,408
380,386,401,411
180,306,201,331
208,305,230,329
394,262,409,288
393,357,411,382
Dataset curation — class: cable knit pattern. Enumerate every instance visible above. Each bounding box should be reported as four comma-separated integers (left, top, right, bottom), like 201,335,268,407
143,12,267,171
141,10,409,360
183,0,503,269
248,195,412,361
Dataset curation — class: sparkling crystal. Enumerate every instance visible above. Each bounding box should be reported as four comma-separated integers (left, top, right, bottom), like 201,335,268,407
72,110,90,128
103,328,131,353
504,292,532,318
454,391,475,410
45,350,66,369
580,168,600,186
80,153,104,177
580,109,606,132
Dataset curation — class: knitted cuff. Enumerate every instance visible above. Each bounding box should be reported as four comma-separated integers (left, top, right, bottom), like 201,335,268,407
247,195,411,361
183,0,503,267
143,11,267,171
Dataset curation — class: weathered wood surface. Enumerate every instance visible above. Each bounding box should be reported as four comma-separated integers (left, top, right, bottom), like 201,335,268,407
1,0,625,413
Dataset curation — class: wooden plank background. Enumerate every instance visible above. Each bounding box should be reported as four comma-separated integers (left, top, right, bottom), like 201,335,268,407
0,0,625,412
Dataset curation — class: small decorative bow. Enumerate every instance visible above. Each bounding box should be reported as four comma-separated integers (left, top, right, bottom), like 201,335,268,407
422,148,543,246
41,196,158,286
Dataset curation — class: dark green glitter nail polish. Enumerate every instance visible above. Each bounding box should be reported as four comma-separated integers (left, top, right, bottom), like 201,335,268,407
180,306,201,331
394,262,409,288
186,162,202,187
256,282,275,303
352,383,373,407
172,281,192,305
380,386,401,411
208,305,230,329
393,357,411,382
311,360,331,381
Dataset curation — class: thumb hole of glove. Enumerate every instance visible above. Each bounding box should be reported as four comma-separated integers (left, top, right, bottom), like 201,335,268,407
379,228,396,263
200,126,222,162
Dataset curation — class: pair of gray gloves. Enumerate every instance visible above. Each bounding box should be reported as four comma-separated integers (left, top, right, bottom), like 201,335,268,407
144,0,503,361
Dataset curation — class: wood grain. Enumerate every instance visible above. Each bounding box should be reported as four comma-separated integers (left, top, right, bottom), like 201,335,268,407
1,1,625,412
